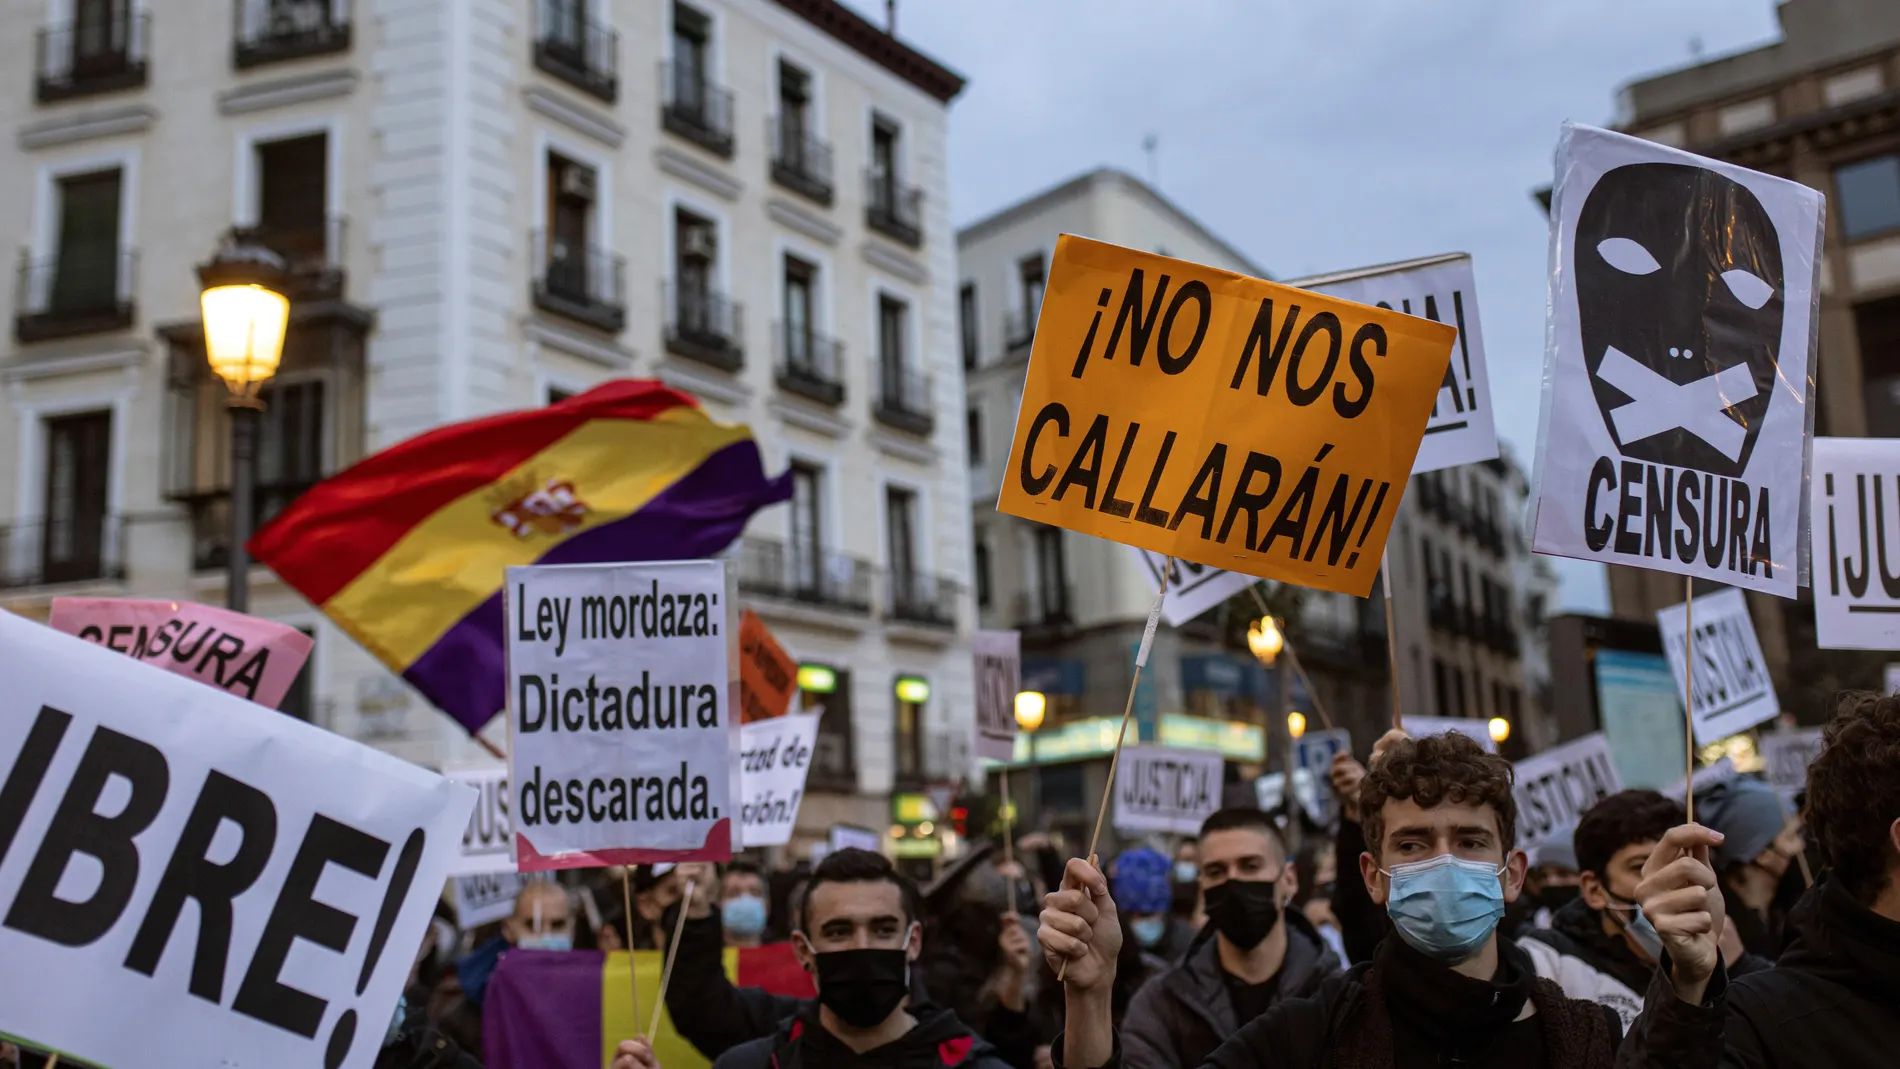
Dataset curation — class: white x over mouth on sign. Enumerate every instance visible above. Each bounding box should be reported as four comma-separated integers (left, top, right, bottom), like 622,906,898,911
1595,346,1759,461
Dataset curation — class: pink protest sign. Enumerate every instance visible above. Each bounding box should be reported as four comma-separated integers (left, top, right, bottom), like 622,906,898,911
47,598,314,709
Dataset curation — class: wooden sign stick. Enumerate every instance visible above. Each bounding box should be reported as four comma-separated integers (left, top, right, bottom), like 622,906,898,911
647,877,697,1040
1056,558,1173,982
622,869,641,1030
1246,584,1335,731
1683,577,1696,826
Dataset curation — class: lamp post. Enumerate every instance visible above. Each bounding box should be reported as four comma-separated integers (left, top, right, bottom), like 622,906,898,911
1013,690,1046,833
1247,616,1300,850
197,232,289,613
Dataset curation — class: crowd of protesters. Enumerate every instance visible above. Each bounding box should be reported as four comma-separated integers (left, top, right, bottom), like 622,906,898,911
160,689,1888,1069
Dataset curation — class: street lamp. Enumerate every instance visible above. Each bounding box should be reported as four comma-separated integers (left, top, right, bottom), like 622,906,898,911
1488,717,1512,744
1287,711,1307,740
1247,615,1284,665
1013,690,1047,734
198,232,289,613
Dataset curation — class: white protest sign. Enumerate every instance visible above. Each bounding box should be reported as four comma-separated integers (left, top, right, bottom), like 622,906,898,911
738,712,819,847
1657,587,1780,745
829,824,881,853
1127,547,1261,627
1113,745,1223,835
1512,733,1622,853
1299,253,1498,474
1664,755,1737,800
1531,123,1822,598
446,766,513,876
1404,716,1498,753
452,873,528,929
0,613,473,1069
505,560,737,870
1294,729,1352,824
1760,728,1825,804
1889,663,1900,695
972,630,1022,761
1811,438,1900,648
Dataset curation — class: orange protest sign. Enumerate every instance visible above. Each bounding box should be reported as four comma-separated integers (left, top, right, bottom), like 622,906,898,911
999,236,1455,597
739,609,798,723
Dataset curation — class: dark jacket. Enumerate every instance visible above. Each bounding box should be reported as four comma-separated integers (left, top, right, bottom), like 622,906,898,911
1328,819,1388,966
714,1008,1013,1069
664,910,1036,1069
377,1004,485,1069
1121,912,1342,1069
1711,876,1900,1067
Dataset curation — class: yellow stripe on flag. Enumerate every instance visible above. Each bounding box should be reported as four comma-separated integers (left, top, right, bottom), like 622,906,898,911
600,949,733,1069
322,408,748,669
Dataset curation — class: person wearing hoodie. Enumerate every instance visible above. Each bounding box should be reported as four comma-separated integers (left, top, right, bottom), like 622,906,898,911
1118,808,1342,1069
1692,778,1806,960
1641,690,1900,1066
1042,731,1728,1069
660,847,1014,1069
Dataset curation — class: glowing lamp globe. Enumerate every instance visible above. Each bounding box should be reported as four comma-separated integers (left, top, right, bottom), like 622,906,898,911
1287,711,1307,740
1247,616,1284,664
196,234,290,399
1488,717,1511,744
1014,690,1046,733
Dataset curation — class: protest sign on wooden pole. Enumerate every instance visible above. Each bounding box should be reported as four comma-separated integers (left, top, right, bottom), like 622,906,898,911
648,878,698,1040
1683,577,1696,824
1246,582,1334,732
622,873,640,1037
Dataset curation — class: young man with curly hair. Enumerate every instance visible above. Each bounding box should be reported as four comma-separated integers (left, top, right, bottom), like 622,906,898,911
1039,731,1727,1069
1659,692,1900,1066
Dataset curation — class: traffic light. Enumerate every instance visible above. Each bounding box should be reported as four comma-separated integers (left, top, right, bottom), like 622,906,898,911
951,805,969,837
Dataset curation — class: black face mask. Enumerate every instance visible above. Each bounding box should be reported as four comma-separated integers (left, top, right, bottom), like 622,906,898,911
1203,879,1281,951
1540,884,1582,911
814,949,909,1029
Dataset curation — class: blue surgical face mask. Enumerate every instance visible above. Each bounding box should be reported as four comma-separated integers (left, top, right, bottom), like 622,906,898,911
723,894,768,938
1131,916,1168,948
1606,895,1664,963
516,933,573,952
1381,853,1507,963
1173,861,1199,884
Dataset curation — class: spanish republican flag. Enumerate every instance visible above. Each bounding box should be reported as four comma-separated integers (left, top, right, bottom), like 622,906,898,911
484,945,815,1069
249,381,792,733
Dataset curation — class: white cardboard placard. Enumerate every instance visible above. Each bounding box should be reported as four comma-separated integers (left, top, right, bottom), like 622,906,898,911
505,561,738,869
1810,437,1900,648
1760,727,1825,803
1530,123,1822,598
1657,587,1781,746
451,873,528,929
972,630,1022,761
1112,745,1223,835
1293,729,1352,824
1511,732,1622,853
1302,253,1498,474
1127,547,1262,627
446,766,513,877
737,713,819,847
0,613,473,1069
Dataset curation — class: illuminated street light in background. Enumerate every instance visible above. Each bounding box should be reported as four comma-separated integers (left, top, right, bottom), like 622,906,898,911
1287,711,1307,740
1247,615,1284,665
1489,717,1511,744
1014,690,1047,733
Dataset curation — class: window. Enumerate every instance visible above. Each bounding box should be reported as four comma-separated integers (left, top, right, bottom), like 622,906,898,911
256,132,327,263
50,168,122,316
1432,658,1449,719
547,386,575,404
959,282,979,369
974,537,991,608
871,113,901,201
1451,667,1468,718
878,294,908,400
672,2,711,112
257,378,327,495
790,462,822,594
894,678,926,783
886,486,918,596
1836,155,1900,241
778,59,811,146
1526,593,1547,628
1491,680,1505,724
676,208,716,297
1019,254,1046,319
801,665,854,790
1034,525,1068,620
782,254,815,368
966,406,983,467
42,410,112,584
545,153,597,302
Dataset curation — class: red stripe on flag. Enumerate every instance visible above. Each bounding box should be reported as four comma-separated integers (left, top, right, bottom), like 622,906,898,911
735,942,816,998
249,380,695,606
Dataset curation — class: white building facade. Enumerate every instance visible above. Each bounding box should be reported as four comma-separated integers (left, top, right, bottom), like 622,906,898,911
0,0,972,855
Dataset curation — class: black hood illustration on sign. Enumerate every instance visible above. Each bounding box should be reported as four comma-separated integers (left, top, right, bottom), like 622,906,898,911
1576,162,1784,478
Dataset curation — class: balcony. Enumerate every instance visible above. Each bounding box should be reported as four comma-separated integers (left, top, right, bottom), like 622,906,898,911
665,283,744,371
36,11,148,102
1013,590,1075,639
1004,309,1036,358
253,217,347,301
734,537,872,614
873,367,933,435
0,516,125,590
234,0,351,69
887,571,959,628
866,172,923,247
775,322,845,406
661,63,734,157
770,115,834,205
533,0,617,103
532,231,626,333
14,248,137,343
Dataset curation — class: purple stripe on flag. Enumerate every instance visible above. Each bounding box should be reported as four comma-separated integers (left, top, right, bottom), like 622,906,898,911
482,949,605,1069
403,440,791,733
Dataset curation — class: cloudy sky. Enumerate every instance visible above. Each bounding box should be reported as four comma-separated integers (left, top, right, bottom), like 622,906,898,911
856,0,1786,612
